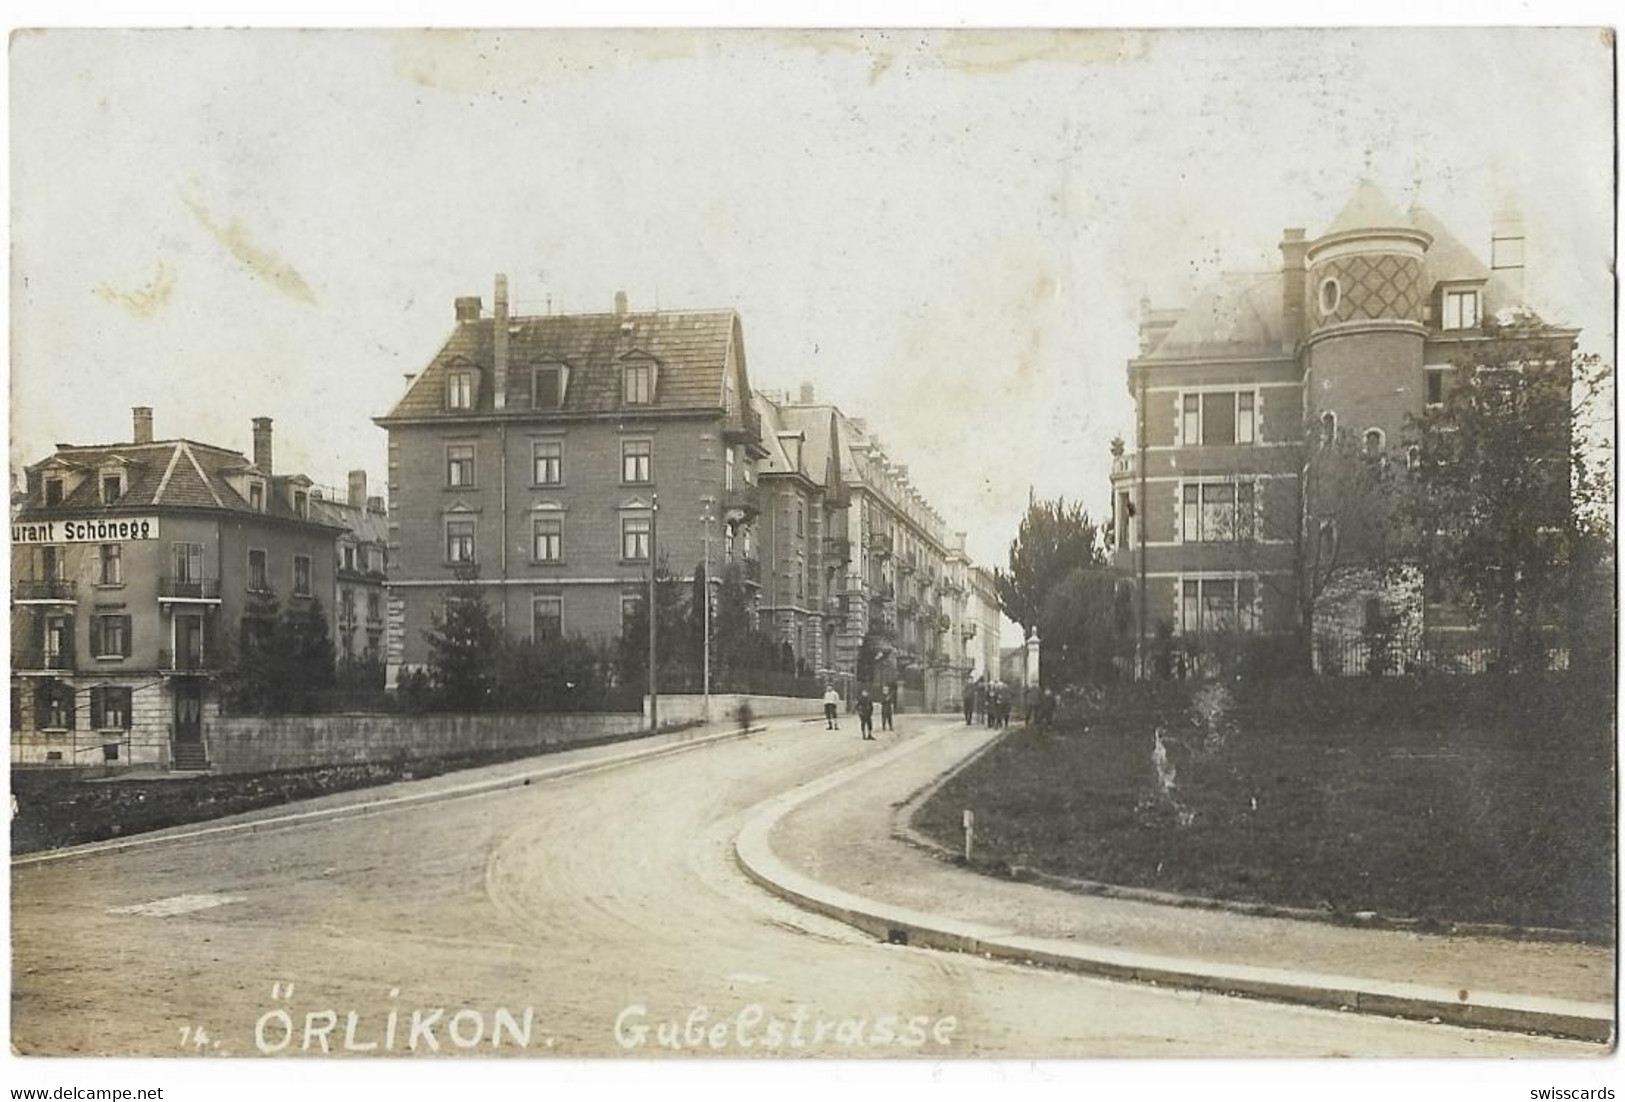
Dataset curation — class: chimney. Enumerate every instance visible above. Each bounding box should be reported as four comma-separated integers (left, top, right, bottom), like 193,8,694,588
1279,228,1308,346
493,274,509,411
132,406,153,444
799,381,816,403
252,417,273,474
614,290,629,316
455,295,482,322
366,495,386,514
347,469,368,509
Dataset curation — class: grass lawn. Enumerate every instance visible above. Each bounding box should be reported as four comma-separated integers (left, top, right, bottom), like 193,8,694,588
914,677,1614,938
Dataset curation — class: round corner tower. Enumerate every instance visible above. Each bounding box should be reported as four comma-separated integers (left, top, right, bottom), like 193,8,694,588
1302,183,1434,452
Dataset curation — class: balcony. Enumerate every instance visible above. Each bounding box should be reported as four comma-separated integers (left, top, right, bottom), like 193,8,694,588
823,536,853,564
723,482,761,522
869,533,894,559
722,405,763,445
159,576,223,602
896,558,916,576
1112,453,1136,477
869,581,895,604
738,556,762,585
14,640,75,672
13,579,77,603
159,648,215,674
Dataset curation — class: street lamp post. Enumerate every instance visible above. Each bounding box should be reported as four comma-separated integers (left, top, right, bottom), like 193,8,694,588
700,496,716,721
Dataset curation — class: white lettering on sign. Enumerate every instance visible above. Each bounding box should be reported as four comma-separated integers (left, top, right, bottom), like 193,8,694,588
11,517,161,544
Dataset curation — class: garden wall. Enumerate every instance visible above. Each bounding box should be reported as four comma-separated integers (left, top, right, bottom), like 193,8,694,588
645,693,825,726
206,711,645,774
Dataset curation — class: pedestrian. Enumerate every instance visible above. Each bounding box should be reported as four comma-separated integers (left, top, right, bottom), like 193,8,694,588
962,679,975,725
822,684,841,730
880,685,895,732
856,690,875,740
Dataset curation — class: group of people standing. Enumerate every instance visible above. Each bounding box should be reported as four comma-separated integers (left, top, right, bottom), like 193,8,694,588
822,684,896,741
961,676,1014,728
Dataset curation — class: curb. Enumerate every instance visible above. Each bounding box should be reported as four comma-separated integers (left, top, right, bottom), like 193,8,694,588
15,723,769,868
734,724,1615,1045
890,733,1605,948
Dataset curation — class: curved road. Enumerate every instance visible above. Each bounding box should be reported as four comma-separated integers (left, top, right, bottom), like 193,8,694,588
11,718,1591,1057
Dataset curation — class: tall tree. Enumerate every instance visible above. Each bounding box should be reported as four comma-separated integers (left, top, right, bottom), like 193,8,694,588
994,494,1105,639
617,556,695,690
1401,317,1612,670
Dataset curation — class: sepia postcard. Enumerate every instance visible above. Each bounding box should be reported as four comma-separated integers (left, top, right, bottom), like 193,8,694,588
5,21,1617,1099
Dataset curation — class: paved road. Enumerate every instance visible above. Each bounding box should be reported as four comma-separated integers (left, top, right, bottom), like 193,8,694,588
11,717,1595,1057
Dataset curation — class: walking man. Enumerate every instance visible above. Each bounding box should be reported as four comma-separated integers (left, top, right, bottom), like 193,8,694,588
857,689,875,740
822,683,841,730
880,685,895,732
962,679,975,725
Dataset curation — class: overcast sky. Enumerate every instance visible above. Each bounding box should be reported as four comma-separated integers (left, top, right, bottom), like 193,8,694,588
10,27,1614,569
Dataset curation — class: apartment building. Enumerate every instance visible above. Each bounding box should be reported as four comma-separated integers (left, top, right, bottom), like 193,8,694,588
310,470,389,666
11,409,341,769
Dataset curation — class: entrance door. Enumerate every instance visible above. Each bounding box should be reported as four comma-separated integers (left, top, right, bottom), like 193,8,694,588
173,682,203,746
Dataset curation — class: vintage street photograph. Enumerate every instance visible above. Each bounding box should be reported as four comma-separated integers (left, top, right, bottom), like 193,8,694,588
6,20,1617,1092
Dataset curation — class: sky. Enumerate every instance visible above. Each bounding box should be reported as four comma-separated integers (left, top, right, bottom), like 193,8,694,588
9,27,1615,570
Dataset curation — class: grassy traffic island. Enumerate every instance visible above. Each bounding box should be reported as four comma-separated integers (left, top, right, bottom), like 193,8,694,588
913,676,1614,940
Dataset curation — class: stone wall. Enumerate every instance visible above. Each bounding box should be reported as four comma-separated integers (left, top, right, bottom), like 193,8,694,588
205,710,645,775
645,692,825,726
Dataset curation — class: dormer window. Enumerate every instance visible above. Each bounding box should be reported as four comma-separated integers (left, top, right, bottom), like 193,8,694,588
623,361,653,405
1441,287,1481,330
44,477,63,506
447,370,475,410
293,490,308,518
100,471,125,504
248,480,265,512
532,365,567,409
1363,428,1386,457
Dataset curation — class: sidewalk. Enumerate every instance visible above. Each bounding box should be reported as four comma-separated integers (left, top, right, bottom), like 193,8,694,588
740,719,1615,1043
15,716,770,866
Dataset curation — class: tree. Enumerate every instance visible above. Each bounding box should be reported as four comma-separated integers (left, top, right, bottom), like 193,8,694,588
279,596,337,710
423,570,502,711
221,586,282,713
1401,317,1612,670
1038,566,1131,685
994,495,1105,639
617,556,696,690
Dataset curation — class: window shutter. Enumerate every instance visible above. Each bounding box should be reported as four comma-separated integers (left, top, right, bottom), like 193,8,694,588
121,615,134,657
90,687,104,729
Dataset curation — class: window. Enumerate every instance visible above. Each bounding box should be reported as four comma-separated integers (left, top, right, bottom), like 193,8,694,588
1363,428,1386,457
623,362,653,404
342,545,357,572
1182,391,1256,446
249,480,265,512
1319,277,1341,315
447,370,474,410
293,490,308,518
532,366,564,408
172,541,204,583
1179,577,1257,634
44,477,63,506
622,439,652,484
622,516,651,561
37,680,74,730
447,444,475,487
94,614,132,658
1425,368,1446,407
248,548,269,591
101,472,124,504
533,517,562,562
621,595,641,631
39,545,63,582
1181,482,1254,542
724,447,736,491
1320,410,1337,447
92,686,132,730
293,554,312,596
1407,445,1421,472
533,440,562,485
340,589,357,624
796,503,805,538
43,615,70,665
1442,288,1480,330
99,543,123,586
532,596,563,641
367,592,382,623
446,519,476,564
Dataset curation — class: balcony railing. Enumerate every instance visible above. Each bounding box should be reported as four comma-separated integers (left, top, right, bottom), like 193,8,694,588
159,576,222,601
14,641,75,671
823,536,853,564
869,581,895,603
739,556,762,584
13,579,77,602
723,482,761,520
1112,453,1136,476
159,648,214,673
869,533,894,558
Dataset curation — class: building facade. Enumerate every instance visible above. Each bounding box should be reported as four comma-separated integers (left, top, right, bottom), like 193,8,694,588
1109,182,1572,667
376,279,767,685
11,409,341,768
310,470,389,666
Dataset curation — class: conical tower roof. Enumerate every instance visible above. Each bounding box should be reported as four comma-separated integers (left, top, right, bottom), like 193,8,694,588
1323,180,1413,236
